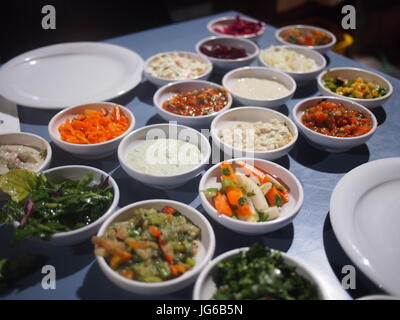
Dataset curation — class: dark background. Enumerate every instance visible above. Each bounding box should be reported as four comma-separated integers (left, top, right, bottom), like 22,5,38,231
1,0,400,77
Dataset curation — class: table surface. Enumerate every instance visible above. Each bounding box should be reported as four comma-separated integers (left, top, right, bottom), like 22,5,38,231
1,11,399,300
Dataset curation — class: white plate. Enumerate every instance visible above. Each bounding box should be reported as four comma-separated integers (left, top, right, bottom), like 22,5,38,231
0,42,144,109
330,158,400,296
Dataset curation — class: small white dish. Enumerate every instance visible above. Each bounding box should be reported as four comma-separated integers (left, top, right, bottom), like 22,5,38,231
48,102,135,159
193,246,328,299
30,165,119,246
0,132,52,172
95,199,216,295
153,80,232,127
144,51,212,87
222,66,296,108
211,106,298,161
118,123,211,189
331,158,400,296
292,96,377,153
0,42,144,109
199,158,304,235
207,16,266,41
317,67,393,109
275,25,336,53
258,45,327,84
195,36,259,70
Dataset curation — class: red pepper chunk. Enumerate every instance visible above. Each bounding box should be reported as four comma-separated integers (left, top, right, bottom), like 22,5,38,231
161,206,177,215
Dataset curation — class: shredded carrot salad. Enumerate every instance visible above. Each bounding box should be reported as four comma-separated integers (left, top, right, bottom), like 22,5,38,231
58,106,130,144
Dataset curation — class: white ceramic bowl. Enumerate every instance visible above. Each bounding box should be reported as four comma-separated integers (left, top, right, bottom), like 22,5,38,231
153,80,232,127
317,67,393,109
207,16,266,41
211,106,298,161
144,51,212,87
95,199,216,295
292,96,377,153
199,158,304,235
118,123,211,189
222,66,296,108
193,246,328,299
258,45,327,84
0,132,52,172
275,24,336,53
48,102,135,159
195,36,259,70
23,165,119,246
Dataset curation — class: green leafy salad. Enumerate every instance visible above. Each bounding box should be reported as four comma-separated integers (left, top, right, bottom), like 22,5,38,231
212,243,319,300
0,169,114,241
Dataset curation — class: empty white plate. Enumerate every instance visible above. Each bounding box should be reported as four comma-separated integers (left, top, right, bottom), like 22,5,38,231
0,42,144,109
330,158,400,296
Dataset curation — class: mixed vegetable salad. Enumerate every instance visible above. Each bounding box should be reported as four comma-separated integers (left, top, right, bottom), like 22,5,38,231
212,243,319,300
0,169,114,241
323,76,387,99
202,161,290,222
280,27,332,46
92,206,200,282
301,100,372,137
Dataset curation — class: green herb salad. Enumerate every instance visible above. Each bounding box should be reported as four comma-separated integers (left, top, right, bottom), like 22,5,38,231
212,243,319,300
0,169,114,241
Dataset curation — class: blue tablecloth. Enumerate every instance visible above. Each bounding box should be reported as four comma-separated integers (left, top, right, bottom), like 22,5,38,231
1,11,399,300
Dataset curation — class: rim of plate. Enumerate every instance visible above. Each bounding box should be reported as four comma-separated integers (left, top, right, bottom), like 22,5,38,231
330,157,400,296
0,42,144,109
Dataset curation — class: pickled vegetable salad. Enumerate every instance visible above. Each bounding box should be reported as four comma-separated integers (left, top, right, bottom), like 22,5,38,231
92,206,200,282
202,161,290,222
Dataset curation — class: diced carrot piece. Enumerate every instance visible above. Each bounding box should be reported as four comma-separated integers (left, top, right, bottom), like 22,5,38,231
266,186,285,207
110,255,122,269
170,265,178,276
128,241,150,249
220,162,238,183
225,187,253,219
213,192,233,217
149,225,161,238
